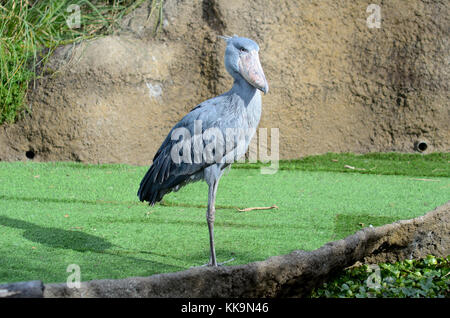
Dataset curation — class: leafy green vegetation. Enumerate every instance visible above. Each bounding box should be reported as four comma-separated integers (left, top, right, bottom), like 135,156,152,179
0,0,163,124
311,255,450,298
0,153,448,284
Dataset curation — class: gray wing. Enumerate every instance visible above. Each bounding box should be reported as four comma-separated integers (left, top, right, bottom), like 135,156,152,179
137,94,242,205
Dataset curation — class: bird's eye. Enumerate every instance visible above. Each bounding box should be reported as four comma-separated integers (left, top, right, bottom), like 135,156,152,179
240,47,248,53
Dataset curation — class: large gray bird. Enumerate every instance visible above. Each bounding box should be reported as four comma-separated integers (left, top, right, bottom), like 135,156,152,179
138,35,268,266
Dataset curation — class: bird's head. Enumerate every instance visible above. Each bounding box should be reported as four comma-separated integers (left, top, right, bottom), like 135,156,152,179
221,35,269,94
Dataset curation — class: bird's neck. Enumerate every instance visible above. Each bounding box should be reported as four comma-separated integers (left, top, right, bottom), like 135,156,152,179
230,77,258,106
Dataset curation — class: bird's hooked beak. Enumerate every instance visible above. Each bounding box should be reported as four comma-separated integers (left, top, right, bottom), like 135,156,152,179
238,50,269,94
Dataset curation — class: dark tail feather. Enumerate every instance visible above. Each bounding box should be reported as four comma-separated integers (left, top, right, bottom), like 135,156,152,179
137,166,160,205
138,160,175,206
138,164,193,206
138,142,201,205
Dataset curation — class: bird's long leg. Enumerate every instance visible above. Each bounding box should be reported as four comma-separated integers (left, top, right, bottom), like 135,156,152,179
206,179,219,266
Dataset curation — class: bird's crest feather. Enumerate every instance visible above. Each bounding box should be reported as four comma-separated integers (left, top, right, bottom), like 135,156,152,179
218,35,239,42
218,35,231,42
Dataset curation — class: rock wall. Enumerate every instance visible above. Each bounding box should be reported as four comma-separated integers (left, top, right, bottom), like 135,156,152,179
0,0,448,164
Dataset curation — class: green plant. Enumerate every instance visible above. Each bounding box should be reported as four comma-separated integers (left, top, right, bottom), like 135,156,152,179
0,0,163,124
0,37,34,123
311,255,450,298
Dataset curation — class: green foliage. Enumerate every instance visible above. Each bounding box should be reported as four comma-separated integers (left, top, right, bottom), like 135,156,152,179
0,38,34,123
0,0,163,124
311,255,450,298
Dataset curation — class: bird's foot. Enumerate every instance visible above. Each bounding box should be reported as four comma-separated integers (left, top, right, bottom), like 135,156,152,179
200,257,235,267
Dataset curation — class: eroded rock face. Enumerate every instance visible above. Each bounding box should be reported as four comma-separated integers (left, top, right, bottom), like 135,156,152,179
0,0,449,164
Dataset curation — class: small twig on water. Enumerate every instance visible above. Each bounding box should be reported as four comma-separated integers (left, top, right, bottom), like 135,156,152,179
409,178,440,182
237,205,278,212
344,164,366,171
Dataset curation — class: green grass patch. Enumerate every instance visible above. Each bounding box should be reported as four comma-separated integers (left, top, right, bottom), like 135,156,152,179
235,152,450,177
0,0,163,124
0,153,449,284
334,214,400,239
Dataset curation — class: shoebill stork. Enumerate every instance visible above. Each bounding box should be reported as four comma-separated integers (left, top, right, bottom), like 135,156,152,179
138,35,269,266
